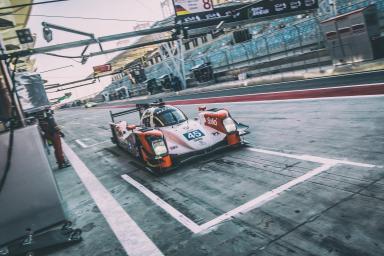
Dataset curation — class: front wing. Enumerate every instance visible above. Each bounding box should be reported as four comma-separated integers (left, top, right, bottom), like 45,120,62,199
170,138,249,166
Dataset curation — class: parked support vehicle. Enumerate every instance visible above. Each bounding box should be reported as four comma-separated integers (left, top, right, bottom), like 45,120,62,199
84,102,97,108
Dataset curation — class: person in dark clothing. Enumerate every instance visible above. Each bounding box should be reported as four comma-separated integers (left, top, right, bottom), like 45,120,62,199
37,109,70,169
0,77,12,126
147,81,154,95
170,73,182,92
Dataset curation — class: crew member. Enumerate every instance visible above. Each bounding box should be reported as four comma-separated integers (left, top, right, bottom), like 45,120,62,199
170,73,182,92
147,81,154,95
38,109,70,169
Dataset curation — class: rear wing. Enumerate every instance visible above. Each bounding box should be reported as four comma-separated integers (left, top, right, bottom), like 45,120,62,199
109,108,139,123
136,100,165,111
109,100,166,123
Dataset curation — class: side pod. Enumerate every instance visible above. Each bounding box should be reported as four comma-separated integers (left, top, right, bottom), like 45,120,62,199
135,129,173,170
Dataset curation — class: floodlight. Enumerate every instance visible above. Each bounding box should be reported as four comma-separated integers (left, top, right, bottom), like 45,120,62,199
43,27,53,42
16,29,34,44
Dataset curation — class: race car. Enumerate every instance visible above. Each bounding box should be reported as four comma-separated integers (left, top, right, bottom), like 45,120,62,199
109,101,249,172
84,102,97,108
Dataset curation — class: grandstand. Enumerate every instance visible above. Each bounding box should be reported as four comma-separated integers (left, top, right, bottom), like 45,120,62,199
102,0,384,99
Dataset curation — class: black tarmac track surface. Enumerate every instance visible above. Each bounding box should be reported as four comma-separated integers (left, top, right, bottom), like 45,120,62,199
47,95,384,256
110,70,384,105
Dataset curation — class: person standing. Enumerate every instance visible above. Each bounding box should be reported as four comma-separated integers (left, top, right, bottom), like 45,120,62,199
147,80,154,95
0,77,12,125
170,73,182,92
38,109,70,169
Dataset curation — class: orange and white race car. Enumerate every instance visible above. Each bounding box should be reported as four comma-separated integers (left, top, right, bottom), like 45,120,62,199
109,101,249,173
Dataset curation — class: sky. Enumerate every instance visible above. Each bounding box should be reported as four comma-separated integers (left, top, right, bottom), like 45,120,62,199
27,0,170,101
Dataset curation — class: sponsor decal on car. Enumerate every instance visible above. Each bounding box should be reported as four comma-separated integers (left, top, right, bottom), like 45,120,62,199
183,129,205,141
206,117,218,126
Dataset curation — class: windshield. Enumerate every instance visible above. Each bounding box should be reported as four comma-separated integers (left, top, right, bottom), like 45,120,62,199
153,106,187,127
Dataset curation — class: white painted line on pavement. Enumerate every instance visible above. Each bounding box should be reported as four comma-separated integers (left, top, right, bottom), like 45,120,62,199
86,140,110,148
247,148,377,168
120,147,378,234
62,141,164,256
75,139,110,149
121,174,202,234
122,163,337,234
75,139,88,148
199,163,336,232
302,155,376,168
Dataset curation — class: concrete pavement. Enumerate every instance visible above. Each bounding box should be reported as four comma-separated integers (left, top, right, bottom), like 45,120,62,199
46,95,384,256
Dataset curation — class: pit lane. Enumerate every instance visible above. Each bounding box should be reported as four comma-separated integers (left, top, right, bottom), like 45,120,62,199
50,95,384,256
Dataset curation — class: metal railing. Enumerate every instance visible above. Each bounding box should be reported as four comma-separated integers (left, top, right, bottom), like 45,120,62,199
337,0,384,14
184,17,322,74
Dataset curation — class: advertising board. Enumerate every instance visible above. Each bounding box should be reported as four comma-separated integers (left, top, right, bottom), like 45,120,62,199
173,0,214,16
176,0,318,26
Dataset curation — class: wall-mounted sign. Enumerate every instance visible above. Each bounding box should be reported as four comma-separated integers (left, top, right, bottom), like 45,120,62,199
173,0,214,16
176,0,318,26
93,64,112,73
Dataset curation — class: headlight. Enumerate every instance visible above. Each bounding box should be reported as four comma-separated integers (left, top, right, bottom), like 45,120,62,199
223,118,237,133
152,139,168,156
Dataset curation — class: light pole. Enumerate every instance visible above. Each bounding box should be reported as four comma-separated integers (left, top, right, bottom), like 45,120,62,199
41,22,104,64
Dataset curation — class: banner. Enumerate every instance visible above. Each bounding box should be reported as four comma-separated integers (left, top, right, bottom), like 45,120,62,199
93,64,112,73
176,0,318,25
173,0,214,16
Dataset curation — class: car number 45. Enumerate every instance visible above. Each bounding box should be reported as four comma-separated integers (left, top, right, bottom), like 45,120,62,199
183,130,205,141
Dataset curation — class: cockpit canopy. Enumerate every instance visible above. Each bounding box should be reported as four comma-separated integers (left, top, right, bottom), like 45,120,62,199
141,105,187,127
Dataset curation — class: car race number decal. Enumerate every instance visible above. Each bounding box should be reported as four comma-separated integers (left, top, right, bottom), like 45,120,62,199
183,129,205,141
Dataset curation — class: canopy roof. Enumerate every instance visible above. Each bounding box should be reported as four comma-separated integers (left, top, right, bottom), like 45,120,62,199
0,0,34,71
